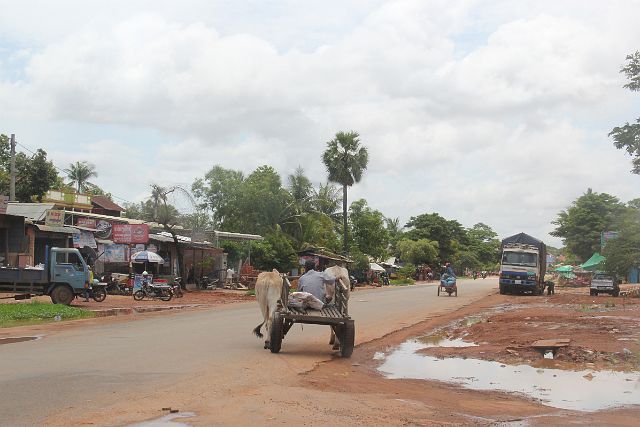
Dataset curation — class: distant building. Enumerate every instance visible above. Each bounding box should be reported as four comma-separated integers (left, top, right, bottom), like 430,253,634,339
90,195,124,217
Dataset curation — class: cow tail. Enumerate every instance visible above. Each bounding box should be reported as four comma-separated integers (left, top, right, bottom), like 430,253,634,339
253,322,264,339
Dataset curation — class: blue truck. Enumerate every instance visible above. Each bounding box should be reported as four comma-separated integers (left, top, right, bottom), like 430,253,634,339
0,247,90,305
499,233,547,295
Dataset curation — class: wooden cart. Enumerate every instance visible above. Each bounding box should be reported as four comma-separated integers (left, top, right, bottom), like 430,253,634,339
269,277,355,358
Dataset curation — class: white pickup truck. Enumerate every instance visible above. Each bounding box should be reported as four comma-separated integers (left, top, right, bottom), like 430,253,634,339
590,273,620,297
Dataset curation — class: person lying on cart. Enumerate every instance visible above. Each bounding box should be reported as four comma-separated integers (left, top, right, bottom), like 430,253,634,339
298,260,336,304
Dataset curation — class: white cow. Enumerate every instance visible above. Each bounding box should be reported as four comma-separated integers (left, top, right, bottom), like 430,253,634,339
324,265,350,350
252,269,284,349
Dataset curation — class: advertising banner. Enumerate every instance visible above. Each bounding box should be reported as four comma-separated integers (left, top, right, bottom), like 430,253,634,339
112,224,149,244
133,273,153,292
102,244,129,263
45,210,64,226
73,230,98,249
76,217,97,229
95,219,113,239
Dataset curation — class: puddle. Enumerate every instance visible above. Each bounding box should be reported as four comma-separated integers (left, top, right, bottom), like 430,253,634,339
129,412,195,427
377,340,640,412
417,335,478,348
0,336,42,345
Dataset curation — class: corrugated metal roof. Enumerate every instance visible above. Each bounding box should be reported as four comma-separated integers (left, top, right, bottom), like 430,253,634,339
6,203,56,221
149,233,175,243
34,224,80,234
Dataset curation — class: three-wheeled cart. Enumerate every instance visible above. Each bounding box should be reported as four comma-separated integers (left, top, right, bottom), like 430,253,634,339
269,277,355,358
438,274,457,297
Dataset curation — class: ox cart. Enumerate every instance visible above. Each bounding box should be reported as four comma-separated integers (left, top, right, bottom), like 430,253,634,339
269,276,355,358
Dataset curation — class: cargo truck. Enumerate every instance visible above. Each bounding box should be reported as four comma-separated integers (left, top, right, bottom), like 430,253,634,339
0,247,90,305
499,233,546,295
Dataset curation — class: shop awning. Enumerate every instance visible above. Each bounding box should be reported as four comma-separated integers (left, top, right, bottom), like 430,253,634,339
34,224,80,234
370,262,386,272
554,265,573,273
580,252,606,271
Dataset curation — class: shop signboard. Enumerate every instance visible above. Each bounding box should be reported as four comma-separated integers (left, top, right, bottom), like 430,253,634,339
112,224,149,244
601,231,619,249
73,230,97,249
102,244,129,263
95,219,113,239
76,217,97,229
45,209,64,226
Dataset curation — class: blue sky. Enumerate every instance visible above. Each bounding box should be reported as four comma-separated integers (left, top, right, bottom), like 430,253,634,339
1,0,639,246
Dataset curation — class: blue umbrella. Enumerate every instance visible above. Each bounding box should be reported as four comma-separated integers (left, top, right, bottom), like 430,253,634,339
131,250,164,263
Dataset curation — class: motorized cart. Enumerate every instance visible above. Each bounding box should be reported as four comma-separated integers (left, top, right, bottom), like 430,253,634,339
269,277,355,358
438,274,457,297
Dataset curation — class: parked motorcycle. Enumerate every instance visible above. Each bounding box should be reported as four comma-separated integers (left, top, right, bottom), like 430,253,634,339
172,277,184,298
102,274,132,296
133,282,172,301
78,282,106,302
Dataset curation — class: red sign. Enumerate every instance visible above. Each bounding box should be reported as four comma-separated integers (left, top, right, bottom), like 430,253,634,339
112,224,149,244
76,217,97,229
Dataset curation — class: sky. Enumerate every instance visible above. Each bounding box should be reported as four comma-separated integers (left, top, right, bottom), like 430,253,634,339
1,0,639,246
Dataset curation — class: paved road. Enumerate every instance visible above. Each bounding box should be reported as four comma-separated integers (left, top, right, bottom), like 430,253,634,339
0,278,497,426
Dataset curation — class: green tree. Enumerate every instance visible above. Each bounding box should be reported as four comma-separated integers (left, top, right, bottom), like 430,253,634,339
465,223,500,267
249,231,297,272
0,141,59,202
404,212,466,263
551,189,626,261
322,131,369,255
192,165,245,227
312,182,341,220
603,206,640,278
396,238,439,265
65,161,97,193
609,51,640,174
348,199,389,259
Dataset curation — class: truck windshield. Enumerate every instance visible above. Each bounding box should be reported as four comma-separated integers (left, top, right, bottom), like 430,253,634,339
502,251,537,267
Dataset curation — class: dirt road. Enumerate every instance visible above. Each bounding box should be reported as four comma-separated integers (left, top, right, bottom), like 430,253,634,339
0,278,495,426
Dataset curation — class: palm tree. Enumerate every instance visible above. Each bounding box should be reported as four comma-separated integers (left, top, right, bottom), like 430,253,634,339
65,161,97,193
322,131,369,255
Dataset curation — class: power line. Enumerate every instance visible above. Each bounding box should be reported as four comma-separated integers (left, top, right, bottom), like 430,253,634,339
13,139,135,205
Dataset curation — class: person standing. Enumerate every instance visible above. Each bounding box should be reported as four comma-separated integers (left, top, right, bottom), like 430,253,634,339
226,267,234,286
83,266,94,302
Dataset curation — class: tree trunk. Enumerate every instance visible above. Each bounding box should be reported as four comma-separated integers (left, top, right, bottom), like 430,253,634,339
166,225,186,289
343,184,348,255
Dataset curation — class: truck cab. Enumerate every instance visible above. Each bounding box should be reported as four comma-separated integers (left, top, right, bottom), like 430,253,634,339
499,242,545,295
48,248,90,304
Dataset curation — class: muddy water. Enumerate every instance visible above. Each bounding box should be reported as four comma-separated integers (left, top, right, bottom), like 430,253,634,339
377,339,640,412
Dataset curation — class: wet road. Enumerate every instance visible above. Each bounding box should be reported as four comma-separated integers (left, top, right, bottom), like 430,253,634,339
0,278,497,426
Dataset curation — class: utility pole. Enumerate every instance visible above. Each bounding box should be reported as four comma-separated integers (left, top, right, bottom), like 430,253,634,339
9,134,16,201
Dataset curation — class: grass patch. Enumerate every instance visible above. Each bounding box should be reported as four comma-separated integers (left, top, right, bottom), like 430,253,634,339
245,289,256,296
0,301,94,328
390,278,415,286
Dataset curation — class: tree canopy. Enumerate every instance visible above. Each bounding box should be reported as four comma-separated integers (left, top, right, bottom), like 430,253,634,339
609,51,640,174
551,189,626,261
322,131,369,255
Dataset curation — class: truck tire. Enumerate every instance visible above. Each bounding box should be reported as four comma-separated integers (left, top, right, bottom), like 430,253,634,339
270,313,284,353
92,288,107,302
590,290,595,296
50,285,74,305
613,290,619,297
340,320,355,358
499,284,505,295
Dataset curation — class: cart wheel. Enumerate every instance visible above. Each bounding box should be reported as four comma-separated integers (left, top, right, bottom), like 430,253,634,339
340,320,355,358
437,286,440,296
270,313,284,353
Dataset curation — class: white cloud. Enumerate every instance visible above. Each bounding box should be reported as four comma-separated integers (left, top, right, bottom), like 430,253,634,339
1,0,640,246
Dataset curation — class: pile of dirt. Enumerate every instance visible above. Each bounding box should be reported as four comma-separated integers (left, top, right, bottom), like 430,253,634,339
421,289,640,371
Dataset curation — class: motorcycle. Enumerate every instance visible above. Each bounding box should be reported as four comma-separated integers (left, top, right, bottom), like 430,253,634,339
102,274,132,296
349,275,357,291
78,281,107,302
133,282,172,301
172,277,184,298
